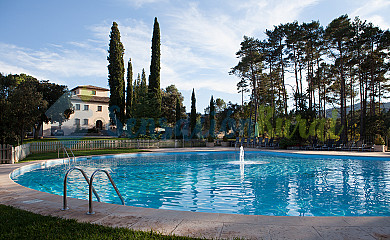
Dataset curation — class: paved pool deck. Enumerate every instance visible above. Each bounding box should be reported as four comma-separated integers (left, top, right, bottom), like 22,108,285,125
1,147,390,240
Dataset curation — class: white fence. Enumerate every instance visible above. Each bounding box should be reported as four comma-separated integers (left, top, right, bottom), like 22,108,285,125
0,143,30,164
1,139,206,163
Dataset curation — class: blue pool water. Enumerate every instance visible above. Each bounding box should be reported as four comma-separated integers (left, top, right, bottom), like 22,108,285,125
11,151,390,216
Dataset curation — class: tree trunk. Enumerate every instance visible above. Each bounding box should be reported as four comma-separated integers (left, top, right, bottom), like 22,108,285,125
33,121,43,139
338,41,347,143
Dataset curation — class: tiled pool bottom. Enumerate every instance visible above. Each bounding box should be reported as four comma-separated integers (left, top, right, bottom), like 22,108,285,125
1,148,390,239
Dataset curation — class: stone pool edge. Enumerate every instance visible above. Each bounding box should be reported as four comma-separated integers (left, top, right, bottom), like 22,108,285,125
1,147,390,239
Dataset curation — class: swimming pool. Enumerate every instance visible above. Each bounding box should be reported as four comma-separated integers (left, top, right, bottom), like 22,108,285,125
11,151,390,216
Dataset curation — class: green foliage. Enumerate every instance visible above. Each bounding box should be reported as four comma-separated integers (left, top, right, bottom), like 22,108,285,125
207,134,214,142
108,21,125,125
278,137,298,149
232,15,390,144
126,58,133,120
374,134,385,145
133,69,149,118
148,17,162,118
161,85,186,125
175,97,181,122
190,89,197,138
0,74,48,144
209,95,215,138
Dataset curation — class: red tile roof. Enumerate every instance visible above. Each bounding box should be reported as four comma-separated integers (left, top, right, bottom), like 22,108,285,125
70,85,109,92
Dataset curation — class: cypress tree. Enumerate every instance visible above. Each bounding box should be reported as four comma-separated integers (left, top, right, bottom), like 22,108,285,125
125,58,133,120
148,17,161,118
190,88,197,137
107,22,125,124
141,69,148,97
135,69,148,118
209,95,215,138
132,73,140,118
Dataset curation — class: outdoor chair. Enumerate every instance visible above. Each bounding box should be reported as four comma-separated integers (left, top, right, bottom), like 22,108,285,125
257,137,263,148
245,137,251,148
342,142,353,151
253,137,258,148
350,141,363,151
268,138,274,148
264,138,269,148
362,143,374,152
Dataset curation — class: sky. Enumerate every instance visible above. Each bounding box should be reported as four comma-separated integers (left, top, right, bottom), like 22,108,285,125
1,0,389,112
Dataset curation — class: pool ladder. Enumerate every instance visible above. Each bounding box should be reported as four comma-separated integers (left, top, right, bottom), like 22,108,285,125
58,144,75,161
62,167,125,215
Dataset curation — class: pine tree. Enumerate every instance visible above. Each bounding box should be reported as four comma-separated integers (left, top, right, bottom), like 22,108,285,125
148,17,161,118
125,58,133,120
107,22,125,125
190,88,197,138
325,15,353,143
209,95,215,138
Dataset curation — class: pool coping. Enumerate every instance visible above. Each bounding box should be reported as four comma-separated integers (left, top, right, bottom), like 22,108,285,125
1,147,390,239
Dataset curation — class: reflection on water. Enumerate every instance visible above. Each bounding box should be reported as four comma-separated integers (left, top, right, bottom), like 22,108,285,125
12,152,390,216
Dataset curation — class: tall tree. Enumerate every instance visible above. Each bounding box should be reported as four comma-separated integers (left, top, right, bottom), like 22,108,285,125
134,69,148,118
148,17,162,118
209,96,215,138
175,97,181,123
126,58,133,120
230,36,263,134
107,21,125,125
190,88,197,137
9,78,47,144
325,15,353,143
161,85,186,125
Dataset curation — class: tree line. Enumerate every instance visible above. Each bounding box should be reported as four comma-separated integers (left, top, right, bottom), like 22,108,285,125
231,14,390,144
107,18,187,137
0,73,72,145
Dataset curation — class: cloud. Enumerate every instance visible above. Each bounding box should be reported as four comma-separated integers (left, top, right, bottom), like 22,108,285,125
158,0,322,94
121,0,167,8
0,42,107,84
0,0,337,100
89,20,152,76
350,0,390,29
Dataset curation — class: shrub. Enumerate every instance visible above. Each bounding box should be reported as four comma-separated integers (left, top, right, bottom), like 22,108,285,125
278,138,298,149
207,135,214,142
223,135,228,142
374,134,385,145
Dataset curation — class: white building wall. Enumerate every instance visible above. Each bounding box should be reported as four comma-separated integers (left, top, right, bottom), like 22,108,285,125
43,86,110,136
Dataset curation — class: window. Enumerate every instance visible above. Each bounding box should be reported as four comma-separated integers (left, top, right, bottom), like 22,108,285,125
84,105,89,111
75,118,80,126
83,119,89,125
75,104,80,110
97,106,102,112
73,91,77,95
92,90,96,95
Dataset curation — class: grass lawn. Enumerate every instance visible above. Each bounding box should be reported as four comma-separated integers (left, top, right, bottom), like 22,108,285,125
21,149,148,162
0,204,200,240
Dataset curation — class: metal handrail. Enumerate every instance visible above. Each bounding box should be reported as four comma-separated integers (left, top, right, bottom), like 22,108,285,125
62,167,101,211
58,143,75,160
58,146,70,159
87,169,125,215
